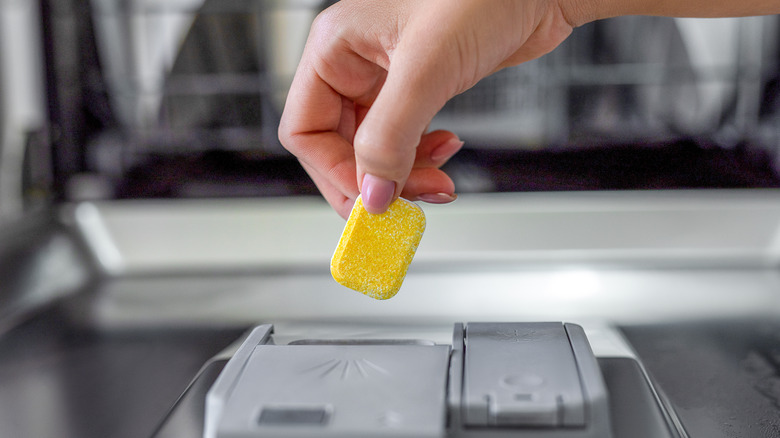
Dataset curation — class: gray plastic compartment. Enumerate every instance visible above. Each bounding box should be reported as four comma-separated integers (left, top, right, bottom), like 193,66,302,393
202,323,679,438
204,325,451,438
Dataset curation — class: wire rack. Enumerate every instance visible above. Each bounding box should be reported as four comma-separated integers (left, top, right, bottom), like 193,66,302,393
435,15,779,149
82,1,779,169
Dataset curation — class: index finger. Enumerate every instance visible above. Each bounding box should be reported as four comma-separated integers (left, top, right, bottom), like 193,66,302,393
278,35,390,206
278,62,359,203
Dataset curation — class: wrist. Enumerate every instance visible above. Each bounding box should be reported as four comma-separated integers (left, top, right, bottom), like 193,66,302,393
557,0,607,27
559,0,780,23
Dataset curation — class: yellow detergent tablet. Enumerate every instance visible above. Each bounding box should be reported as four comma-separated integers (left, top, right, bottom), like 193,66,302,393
331,195,426,300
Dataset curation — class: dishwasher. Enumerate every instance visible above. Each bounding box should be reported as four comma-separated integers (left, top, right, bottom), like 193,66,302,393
1,1,780,437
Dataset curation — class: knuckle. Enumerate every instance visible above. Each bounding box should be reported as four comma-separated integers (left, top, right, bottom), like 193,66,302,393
354,136,415,180
276,120,297,153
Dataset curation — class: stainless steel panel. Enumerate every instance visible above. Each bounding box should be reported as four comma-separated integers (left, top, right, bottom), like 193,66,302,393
58,190,780,329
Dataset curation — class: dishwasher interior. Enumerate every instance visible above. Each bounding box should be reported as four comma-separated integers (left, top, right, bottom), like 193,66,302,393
2,1,780,438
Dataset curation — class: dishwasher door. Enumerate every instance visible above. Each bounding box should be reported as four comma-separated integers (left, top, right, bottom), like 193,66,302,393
1,1,780,438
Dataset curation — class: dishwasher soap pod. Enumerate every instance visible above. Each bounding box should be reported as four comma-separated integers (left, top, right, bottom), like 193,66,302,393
331,195,426,300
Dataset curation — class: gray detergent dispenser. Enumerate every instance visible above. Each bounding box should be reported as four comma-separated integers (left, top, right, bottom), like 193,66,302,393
204,322,612,438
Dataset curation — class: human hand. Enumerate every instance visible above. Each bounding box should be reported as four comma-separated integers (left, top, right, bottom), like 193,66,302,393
278,0,577,218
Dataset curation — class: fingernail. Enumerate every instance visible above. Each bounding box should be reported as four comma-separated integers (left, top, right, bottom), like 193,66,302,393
430,138,464,163
361,174,396,214
416,192,458,204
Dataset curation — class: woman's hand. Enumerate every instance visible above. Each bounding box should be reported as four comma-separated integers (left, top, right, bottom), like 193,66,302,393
278,0,576,218
278,0,778,219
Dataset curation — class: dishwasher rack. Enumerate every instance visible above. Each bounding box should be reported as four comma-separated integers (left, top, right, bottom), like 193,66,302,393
39,0,780,198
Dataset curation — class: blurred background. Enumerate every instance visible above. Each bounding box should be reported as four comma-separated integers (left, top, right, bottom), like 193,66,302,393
1,0,779,215
1,1,780,438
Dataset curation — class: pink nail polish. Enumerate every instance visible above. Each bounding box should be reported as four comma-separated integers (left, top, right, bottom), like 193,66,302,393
416,192,458,204
361,174,396,214
430,138,464,162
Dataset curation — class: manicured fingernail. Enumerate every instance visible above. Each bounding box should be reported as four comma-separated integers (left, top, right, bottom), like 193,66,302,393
416,192,458,204
430,138,464,163
361,174,396,214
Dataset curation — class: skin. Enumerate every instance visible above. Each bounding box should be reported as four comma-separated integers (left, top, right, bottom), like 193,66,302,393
278,0,780,219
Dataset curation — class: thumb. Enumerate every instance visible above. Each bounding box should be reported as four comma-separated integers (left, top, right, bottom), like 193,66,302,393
353,40,455,214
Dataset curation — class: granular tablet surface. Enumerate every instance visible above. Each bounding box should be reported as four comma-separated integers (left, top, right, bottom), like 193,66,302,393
330,196,426,300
